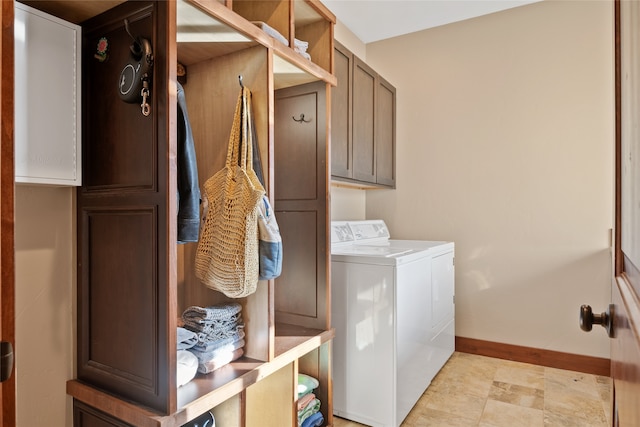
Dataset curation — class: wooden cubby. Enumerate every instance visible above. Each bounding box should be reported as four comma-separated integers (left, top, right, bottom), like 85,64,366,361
14,0,336,425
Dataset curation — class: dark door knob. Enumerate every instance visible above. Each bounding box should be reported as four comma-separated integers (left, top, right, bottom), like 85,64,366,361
0,341,13,382
580,304,614,338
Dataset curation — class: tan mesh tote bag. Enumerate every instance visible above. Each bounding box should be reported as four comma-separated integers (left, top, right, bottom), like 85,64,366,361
195,87,266,298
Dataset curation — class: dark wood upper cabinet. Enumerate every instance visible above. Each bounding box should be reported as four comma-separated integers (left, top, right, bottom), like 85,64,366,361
375,75,396,187
331,40,396,188
331,41,352,178
352,57,377,183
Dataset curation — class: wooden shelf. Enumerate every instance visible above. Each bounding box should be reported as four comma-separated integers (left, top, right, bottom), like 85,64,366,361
18,0,335,87
67,325,333,427
275,324,335,357
294,0,335,73
178,0,335,87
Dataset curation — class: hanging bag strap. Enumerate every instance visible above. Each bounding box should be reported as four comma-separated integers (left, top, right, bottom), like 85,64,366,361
242,87,265,193
242,87,251,172
224,90,244,177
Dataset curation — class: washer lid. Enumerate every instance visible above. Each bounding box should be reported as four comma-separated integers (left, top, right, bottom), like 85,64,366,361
331,244,415,258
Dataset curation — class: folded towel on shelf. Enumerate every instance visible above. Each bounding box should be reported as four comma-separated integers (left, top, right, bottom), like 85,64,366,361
252,21,289,46
197,347,244,374
300,411,324,427
298,373,319,398
177,327,198,350
297,392,316,411
184,316,243,338
190,338,246,364
192,329,246,353
298,398,321,426
177,350,198,387
294,38,309,51
182,303,242,324
293,38,311,60
190,323,244,346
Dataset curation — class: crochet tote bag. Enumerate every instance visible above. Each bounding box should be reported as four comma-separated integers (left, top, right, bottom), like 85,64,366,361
195,87,265,298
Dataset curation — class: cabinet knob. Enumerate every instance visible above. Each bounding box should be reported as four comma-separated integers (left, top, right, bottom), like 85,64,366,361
579,304,614,338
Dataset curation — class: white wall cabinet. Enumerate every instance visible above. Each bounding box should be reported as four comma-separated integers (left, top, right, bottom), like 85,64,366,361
14,3,81,186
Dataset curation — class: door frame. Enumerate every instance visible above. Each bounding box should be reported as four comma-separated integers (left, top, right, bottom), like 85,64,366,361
0,0,16,425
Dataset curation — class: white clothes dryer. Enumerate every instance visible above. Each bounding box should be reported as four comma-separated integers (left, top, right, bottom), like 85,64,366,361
331,220,455,427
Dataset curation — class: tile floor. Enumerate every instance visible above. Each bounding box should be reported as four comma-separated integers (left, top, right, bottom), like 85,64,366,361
333,352,611,427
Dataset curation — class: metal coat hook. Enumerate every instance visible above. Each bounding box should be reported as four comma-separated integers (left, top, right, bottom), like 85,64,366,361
239,75,244,88
292,113,311,123
124,18,137,43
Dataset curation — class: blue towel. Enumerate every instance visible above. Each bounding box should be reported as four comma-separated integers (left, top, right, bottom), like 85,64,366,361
184,317,243,339
177,327,198,350
301,411,323,427
194,325,244,351
192,330,245,353
182,303,242,323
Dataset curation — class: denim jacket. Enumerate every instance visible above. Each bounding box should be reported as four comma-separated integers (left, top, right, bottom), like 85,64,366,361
177,82,201,243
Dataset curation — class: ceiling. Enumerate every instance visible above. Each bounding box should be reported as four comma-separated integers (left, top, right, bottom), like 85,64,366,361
322,0,541,44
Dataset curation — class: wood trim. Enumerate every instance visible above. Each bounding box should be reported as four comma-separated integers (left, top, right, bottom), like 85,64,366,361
615,0,623,276
306,0,336,24
161,0,178,414
624,254,640,297
455,336,610,377
0,0,16,425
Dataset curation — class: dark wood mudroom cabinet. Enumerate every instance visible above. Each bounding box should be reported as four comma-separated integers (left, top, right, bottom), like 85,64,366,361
76,3,173,413
274,81,329,330
15,0,336,426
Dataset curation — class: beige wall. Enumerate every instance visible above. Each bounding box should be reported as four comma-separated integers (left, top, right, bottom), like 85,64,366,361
15,185,75,426
360,0,614,358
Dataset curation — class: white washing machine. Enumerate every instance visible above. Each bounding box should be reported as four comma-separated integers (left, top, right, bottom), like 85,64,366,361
331,220,455,427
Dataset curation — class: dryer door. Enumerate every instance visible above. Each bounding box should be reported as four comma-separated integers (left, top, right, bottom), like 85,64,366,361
431,250,455,332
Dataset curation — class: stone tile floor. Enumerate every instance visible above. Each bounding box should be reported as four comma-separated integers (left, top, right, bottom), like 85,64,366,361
333,352,611,427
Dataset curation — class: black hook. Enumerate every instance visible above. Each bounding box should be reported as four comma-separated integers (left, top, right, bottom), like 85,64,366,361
292,113,311,123
124,19,142,58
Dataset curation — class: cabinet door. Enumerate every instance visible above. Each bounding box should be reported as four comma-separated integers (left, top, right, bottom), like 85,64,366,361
274,81,329,330
77,2,175,414
352,57,377,183
376,75,396,187
431,250,455,333
73,401,134,427
14,3,81,186
331,41,352,179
